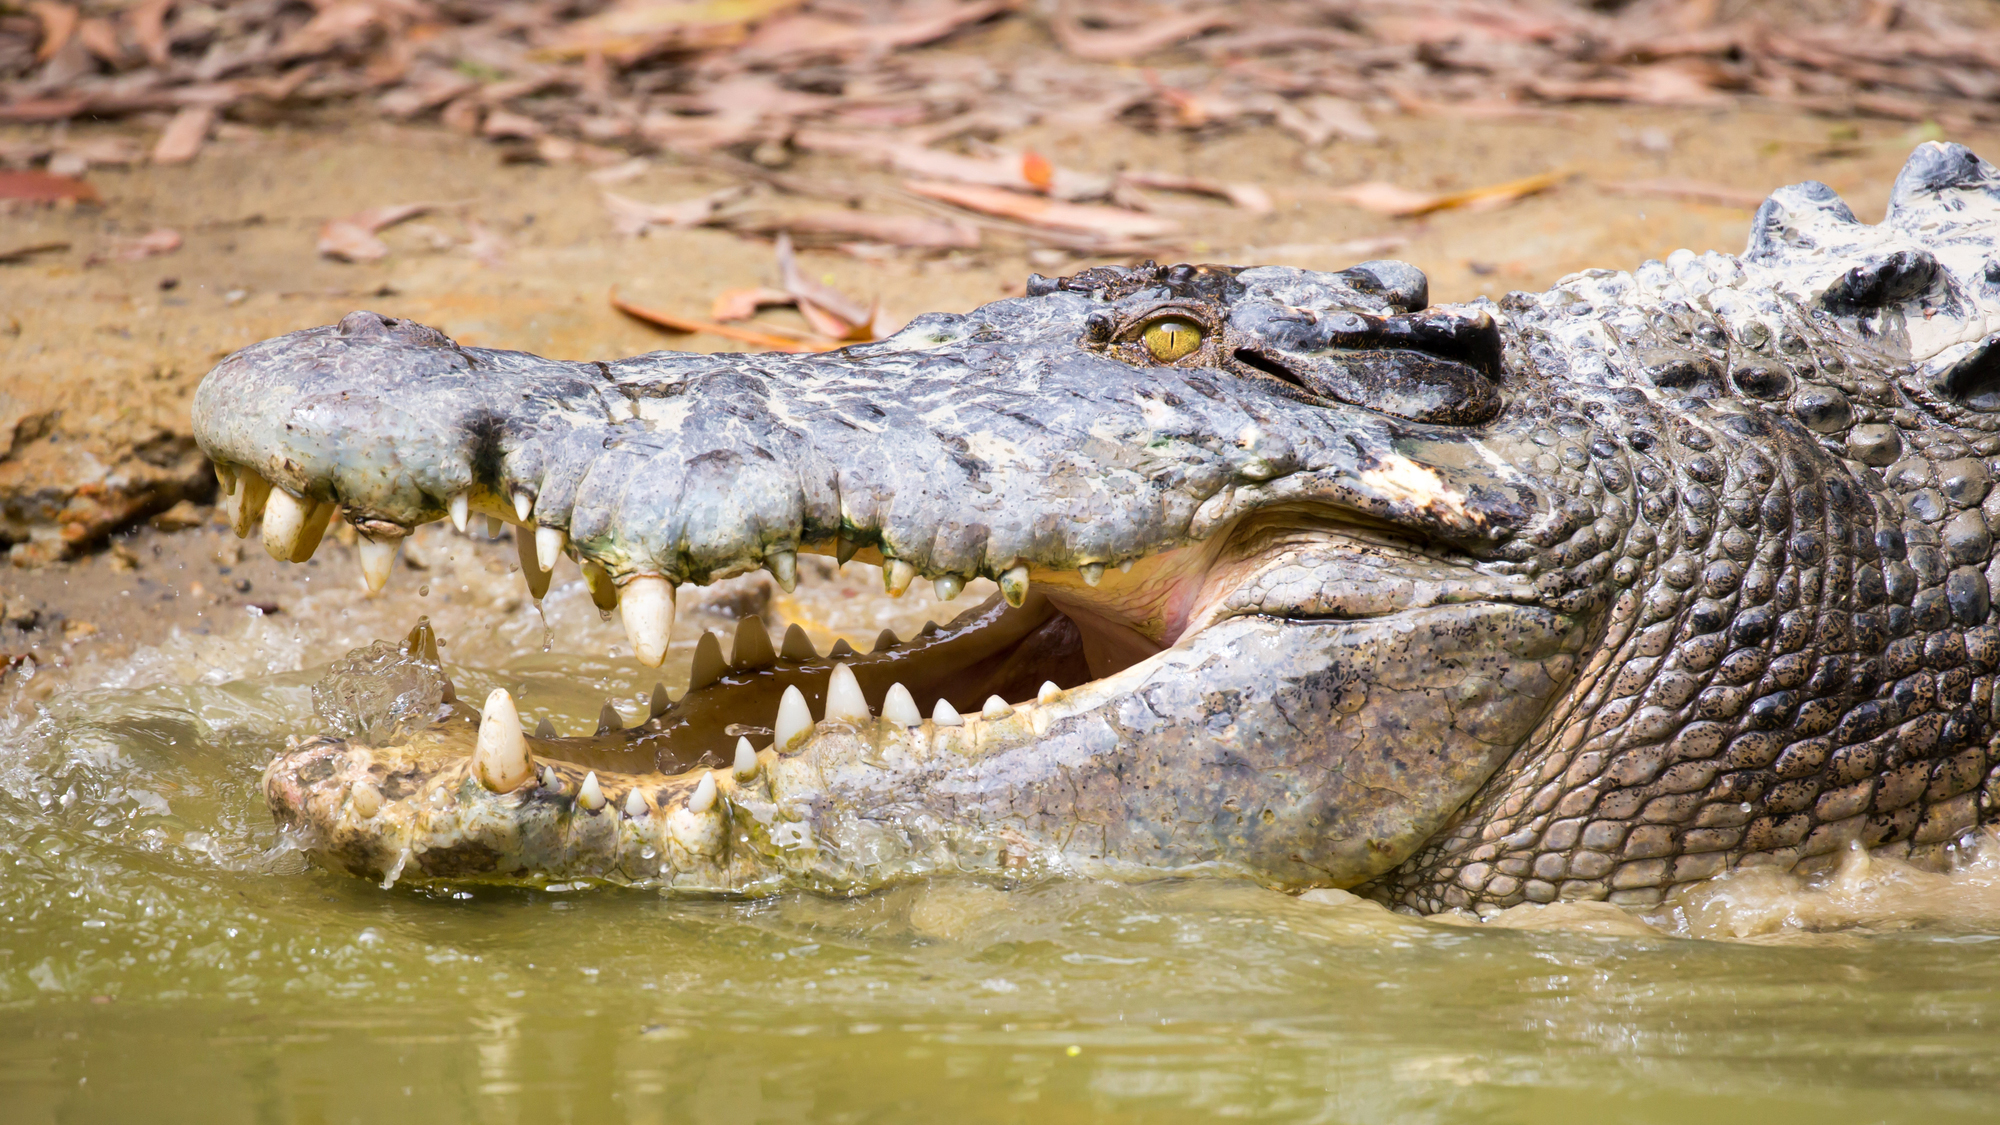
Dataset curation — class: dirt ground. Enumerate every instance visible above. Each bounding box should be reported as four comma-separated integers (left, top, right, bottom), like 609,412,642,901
5,88,1998,700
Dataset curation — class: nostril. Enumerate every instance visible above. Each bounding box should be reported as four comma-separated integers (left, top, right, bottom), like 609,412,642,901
1234,348,1310,390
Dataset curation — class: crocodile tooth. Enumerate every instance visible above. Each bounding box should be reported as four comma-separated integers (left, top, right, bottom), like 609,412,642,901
1038,681,1061,703
882,682,922,726
998,565,1030,608
824,662,869,723
539,763,560,790
350,782,383,819
730,615,776,669
294,502,336,563
767,549,798,593
650,682,670,718
214,463,238,495
921,621,938,636
486,515,504,539
534,526,566,573
447,492,469,533
260,489,310,560
732,736,758,779
536,717,557,738
515,526,551,600
512,491,533,522
473,688,533,793
981,695,1011,718
1080,563,1104,587
596,700,623,734
836,534,858,565
357,535,399,593
228,469,271,538
933,574,964,601
624,788,648,819
688,631,726,690
774,684,812,750
577,771,605,811
688,773,718,814
873,629,898,653
932,698,963,726
828,638,857,658
620,576,675,668
884,559,916,597
582,561,620,611
1119,560,1132,573
780,623,817,662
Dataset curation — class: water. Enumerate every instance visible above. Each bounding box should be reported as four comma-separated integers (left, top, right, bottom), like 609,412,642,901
6,531,2000,1123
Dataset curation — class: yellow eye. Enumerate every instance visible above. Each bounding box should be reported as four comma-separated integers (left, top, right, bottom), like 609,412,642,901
1141,317,1203,362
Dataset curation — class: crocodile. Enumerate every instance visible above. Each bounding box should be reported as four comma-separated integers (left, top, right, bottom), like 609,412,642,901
192,142,2000,915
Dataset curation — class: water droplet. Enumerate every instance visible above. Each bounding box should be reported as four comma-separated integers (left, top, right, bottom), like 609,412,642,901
418,585,430,597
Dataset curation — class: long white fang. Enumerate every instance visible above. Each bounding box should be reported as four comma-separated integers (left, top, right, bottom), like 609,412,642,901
774,684,812,750
933,698,963,726
513,492,533,522
625,789,647,818
767,549,798,593
448,492,469,533
982,695,1011,718
229,470,270,537
733,736,758,779
780,623,817,662
884,559,916,597
534,526,565,573
577,771,605,811
882,683,922,726
357,535,399,593
473,688,533,792
515,526,551,600
486,515,504,539
620,576,675,668
1080,563,1104,587
934,574,963,601
582,561,619,611
539,763,560,790
1119,559,1133,573
689,773,718,814
998,565,1030,608
1038,681,1061,703
824,663,869,723
688,631,726,690
261,489,311,561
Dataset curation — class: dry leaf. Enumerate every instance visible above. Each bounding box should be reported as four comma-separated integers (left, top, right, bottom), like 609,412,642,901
903,180,1179,239
540,0,799,62
0,169,99,203
775,231,871,329
151,105,215,165
464,219,508,268
317,202,442,261
117,228,182,261
736,210,980,250
611,288,838,352
127,0,174,68
27,0,78,63
1327,171,1564,218
1050,6,1233,62
1119,171,1272,213
601,186,742,236
711,286,794,321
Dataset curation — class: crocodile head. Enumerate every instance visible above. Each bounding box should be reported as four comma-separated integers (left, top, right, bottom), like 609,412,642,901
196,143,2000,915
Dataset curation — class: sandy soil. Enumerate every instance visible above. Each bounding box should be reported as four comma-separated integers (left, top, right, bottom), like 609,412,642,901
4,90,1997,695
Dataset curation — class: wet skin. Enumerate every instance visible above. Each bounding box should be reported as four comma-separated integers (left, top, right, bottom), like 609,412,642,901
198,143,2000,915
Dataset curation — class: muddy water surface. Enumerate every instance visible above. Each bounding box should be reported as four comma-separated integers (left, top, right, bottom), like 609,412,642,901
6,529,2000,1122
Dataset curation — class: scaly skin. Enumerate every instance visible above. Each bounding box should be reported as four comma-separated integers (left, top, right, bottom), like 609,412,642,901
201,143,2000,915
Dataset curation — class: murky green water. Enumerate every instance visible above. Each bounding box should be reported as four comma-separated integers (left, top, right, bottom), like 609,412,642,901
7,534,2000,1123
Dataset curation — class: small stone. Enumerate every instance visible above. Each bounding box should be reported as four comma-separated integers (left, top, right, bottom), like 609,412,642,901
149,500,208,531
